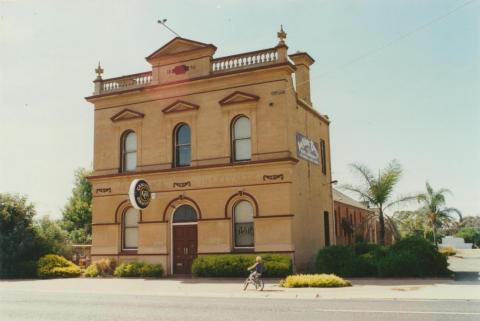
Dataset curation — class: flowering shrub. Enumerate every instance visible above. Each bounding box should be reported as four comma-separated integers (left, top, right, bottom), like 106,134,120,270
280,274,351,288
37,254,81,278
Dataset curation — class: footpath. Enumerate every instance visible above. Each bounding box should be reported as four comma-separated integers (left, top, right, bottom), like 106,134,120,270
1,250,478,301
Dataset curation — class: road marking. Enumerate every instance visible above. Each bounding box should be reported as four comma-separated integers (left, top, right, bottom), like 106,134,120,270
310,308,480,315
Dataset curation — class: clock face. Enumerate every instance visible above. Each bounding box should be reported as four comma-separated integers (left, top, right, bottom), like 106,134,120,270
129,179,151,209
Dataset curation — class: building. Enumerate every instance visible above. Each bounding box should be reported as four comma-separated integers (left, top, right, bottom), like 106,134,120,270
333,189,394,245
85,27,334,274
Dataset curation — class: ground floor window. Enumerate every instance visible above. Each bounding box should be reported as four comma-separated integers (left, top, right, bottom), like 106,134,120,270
233,200,254,248
123,208,139,249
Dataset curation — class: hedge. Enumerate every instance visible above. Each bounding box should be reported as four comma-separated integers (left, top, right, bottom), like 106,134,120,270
113,262,164,277
378,236,450,277
37,254,81,278
316,236,451,278
191,253,292,277
281,274,351,288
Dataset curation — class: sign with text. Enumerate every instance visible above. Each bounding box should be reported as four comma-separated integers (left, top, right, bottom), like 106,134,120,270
296,133,320,165
129,179,151,210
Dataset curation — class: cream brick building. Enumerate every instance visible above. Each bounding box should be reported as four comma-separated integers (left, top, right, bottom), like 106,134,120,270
86,27,334,274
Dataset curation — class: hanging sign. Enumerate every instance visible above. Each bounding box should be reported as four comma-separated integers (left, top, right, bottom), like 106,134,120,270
129,179,151,210
296,132,320,165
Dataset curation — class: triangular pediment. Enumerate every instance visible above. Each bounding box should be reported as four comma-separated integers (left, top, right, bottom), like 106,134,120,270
219,91,260,106
162,100,200,114
146,37,216,61
111,108,145,122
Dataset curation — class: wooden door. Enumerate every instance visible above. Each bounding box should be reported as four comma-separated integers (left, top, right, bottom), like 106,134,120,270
173,225,197,274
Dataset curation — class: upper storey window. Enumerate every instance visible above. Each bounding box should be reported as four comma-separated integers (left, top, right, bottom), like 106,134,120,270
174,123,191,167
232,116,251,162
121,131,137,172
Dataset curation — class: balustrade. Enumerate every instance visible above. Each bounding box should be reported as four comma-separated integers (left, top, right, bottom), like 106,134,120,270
212,47,279,73
99,71,152,94
94,47,284,95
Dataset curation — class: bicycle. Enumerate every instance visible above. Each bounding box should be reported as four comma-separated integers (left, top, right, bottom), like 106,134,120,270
243,271,264,291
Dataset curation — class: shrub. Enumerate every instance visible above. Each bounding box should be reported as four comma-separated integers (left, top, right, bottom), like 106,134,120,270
113,262,163,277
456,227,480,247
85,259,118,277
378,236,450,277
315,245,378,277
316,238,450,278
191,254,292,277
439,246,456,256
37,254,81,278
280,274,351,288
84,264,99,277
315,245,355,276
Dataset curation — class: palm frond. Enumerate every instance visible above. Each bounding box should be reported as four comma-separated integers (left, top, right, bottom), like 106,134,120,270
443,207,463,221
385,214,401,241
384,194,419,212
349,163,375,188
340,184,375,205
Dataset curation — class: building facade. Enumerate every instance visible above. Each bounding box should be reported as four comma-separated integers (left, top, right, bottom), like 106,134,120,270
86,28,334,274
333,189,393,245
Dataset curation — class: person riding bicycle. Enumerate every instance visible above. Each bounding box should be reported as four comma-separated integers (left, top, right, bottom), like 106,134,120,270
247,256,264,280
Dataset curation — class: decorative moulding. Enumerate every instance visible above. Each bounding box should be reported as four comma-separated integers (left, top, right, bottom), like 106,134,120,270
146,37,217,62
263,174,284,181
162,100,200,114
110,108,145,122
219,91,260,106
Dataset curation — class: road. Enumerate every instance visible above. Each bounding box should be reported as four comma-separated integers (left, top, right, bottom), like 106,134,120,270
1,289,479,321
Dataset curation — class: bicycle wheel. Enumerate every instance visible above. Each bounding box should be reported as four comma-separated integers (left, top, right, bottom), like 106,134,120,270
243,279,249,291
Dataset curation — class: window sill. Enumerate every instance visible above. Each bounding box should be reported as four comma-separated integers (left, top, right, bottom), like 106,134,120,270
120,250,138,255
232,247,255,253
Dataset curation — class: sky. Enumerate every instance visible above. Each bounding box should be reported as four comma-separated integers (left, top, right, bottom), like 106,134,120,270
1,0,479,219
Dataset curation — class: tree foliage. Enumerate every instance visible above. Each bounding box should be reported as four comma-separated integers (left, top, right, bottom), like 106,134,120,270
341,160,416,245
0,194,44,278
61,168,93,244
456,227,480,247
417,182,462,245
35,216,72,258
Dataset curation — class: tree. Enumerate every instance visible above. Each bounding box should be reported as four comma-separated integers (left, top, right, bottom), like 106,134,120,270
456,227,480,248
393,210,429,238
342,160,416,245
417,182,462,246
0,194,44,277
35,216,72,258
62,168,93,244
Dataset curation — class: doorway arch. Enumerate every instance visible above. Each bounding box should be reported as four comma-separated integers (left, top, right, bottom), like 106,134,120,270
171,204,198,275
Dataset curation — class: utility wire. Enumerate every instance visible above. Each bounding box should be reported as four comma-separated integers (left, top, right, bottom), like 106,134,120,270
311,0,477,81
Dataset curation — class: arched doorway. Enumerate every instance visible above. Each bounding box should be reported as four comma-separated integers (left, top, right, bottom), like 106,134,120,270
171,204,198,274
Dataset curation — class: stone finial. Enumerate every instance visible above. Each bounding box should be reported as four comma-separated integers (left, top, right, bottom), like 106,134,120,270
277,25,287,45
95,62,104,80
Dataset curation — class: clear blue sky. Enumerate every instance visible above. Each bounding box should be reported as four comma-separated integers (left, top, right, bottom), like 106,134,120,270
1,0,479,218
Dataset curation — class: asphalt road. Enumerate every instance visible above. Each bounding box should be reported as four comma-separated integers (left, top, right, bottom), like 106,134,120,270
1,289,479,321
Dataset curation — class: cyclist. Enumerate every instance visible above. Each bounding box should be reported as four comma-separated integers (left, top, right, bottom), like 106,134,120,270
247,256,264,280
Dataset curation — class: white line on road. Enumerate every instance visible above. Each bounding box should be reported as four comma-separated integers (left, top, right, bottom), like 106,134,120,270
310,308,480,316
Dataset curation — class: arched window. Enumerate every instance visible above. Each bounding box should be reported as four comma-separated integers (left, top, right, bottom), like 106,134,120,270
121,131,137,172
174,124,191,167
123,208,139,250
173,205,197,223
232,116,251,162
233,200,254,248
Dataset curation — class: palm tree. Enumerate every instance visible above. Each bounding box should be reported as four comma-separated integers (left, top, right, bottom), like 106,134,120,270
417,182,462,245
342,160,416,245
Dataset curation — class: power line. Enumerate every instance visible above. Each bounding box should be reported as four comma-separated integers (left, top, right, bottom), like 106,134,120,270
313,0,477,81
